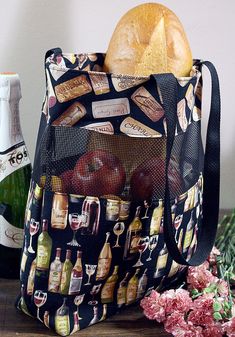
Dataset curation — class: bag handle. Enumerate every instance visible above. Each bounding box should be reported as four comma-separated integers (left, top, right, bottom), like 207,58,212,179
153,61,221,266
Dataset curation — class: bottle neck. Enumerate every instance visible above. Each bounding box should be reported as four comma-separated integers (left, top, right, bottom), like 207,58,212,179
0,74,23,152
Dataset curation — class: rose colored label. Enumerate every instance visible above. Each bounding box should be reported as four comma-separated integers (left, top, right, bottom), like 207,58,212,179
0,143,30,183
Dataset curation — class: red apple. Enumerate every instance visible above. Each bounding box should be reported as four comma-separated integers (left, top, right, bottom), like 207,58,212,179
130,157,182,201
60,170,74,193
72,150,126,197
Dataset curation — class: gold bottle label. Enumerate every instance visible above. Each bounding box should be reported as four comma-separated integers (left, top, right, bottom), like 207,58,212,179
37,245,50,270
126,284,137,304
150,216,161,235
130,235,140,254
51,208,68,229
96,258,111,280
119,201,131,220
55,315,70,336
48,271,62,292
101,281,116,302
27,262,36,295
106,200,120,221
117,287,126,305
168,260,179,278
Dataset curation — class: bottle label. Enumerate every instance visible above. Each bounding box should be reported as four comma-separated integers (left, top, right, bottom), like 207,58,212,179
157,253,168,270
51,208,68,229
96,258,111,280
0,143,30,183
130,234,140,254
37,245,50,270
117,287,126,305
69,276,82,294
0,215,23,248
126,284,138,304
55,316,70,336
101,281,116,302
48,270,62,292
183,229,193,250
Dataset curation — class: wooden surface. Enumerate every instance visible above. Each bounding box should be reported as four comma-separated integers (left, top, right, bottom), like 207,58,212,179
0,278,170,337
0,211,228,337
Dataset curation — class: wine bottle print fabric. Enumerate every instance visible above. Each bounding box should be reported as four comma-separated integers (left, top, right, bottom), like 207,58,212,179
17,48,204,336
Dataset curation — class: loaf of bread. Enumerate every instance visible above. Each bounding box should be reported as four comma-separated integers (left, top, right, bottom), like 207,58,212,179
103,3,193,77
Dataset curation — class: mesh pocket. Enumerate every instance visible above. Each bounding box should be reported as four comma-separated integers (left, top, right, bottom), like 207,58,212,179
33,121,203,201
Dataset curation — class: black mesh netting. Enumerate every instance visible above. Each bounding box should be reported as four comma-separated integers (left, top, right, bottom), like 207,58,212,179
33,120,204,201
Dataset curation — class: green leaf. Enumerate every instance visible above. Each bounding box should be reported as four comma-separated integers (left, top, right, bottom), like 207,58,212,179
213,312,223,321
213,301,222,312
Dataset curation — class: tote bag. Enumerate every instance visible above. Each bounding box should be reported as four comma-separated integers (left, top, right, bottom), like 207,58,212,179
17,47,220,336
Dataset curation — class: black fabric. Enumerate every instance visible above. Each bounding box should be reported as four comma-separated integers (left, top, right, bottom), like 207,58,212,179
154,61,220,266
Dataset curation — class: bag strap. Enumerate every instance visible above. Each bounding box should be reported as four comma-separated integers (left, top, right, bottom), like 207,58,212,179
153,61,221,266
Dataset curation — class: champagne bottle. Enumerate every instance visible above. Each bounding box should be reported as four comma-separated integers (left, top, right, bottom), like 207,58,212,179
101,265,119,303
55,298,70,336
150,200,163,235
60,249,73,295
126,268,140,305
27,258,36,295
48,247,63,293
183,211,194,253
96,232,112,280
123,206,142,260
69,251,83,295
36,219,52,271
0,73,31,278
117,272,130,308
137,268,148,299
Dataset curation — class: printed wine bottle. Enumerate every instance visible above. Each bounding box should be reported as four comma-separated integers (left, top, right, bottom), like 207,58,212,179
48,247,63,293
69,251,83,295
55,298,70,336
137,268,148,299
154,244,168,278
60,249,73,295
100,304,108,321
167,229,183,278
96,232,112,281
123,206,142,260
20,235,28,279
117,272,130,308
0,73,31,278
27,258,36,295
150,200,163,235
183,211,194,253
89,306,99,326
126,268,140,305
101,265,119,303
36,219,52,271
71,311,80,334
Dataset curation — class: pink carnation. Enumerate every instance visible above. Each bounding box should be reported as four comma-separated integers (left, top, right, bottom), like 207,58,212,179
170,323,204,337
140,290,166,322
216,279,229,297
187,262,217,291
164,311,187,333
222,317,235,337
160,289,193,314
188,294,214,326
203,322,223,337
208,246,221,265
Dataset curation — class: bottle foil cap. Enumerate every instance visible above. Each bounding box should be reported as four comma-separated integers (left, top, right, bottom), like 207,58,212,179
0,73,22,101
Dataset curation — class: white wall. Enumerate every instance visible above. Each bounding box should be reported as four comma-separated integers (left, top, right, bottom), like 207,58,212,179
0,0,234,209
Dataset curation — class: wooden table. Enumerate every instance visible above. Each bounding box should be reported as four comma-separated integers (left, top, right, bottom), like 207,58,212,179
1,211,228,337
0,278,170,337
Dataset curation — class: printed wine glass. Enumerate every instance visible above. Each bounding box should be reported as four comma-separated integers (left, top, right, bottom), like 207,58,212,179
146,235,158,261
113,222,125,248
74,293,85,320
67,213,82,247
34,290,47,322
133,236,149,267
173,214,183,241
141,200,151,219
28,219,39,253
88,284,102,305
84,264,97,285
